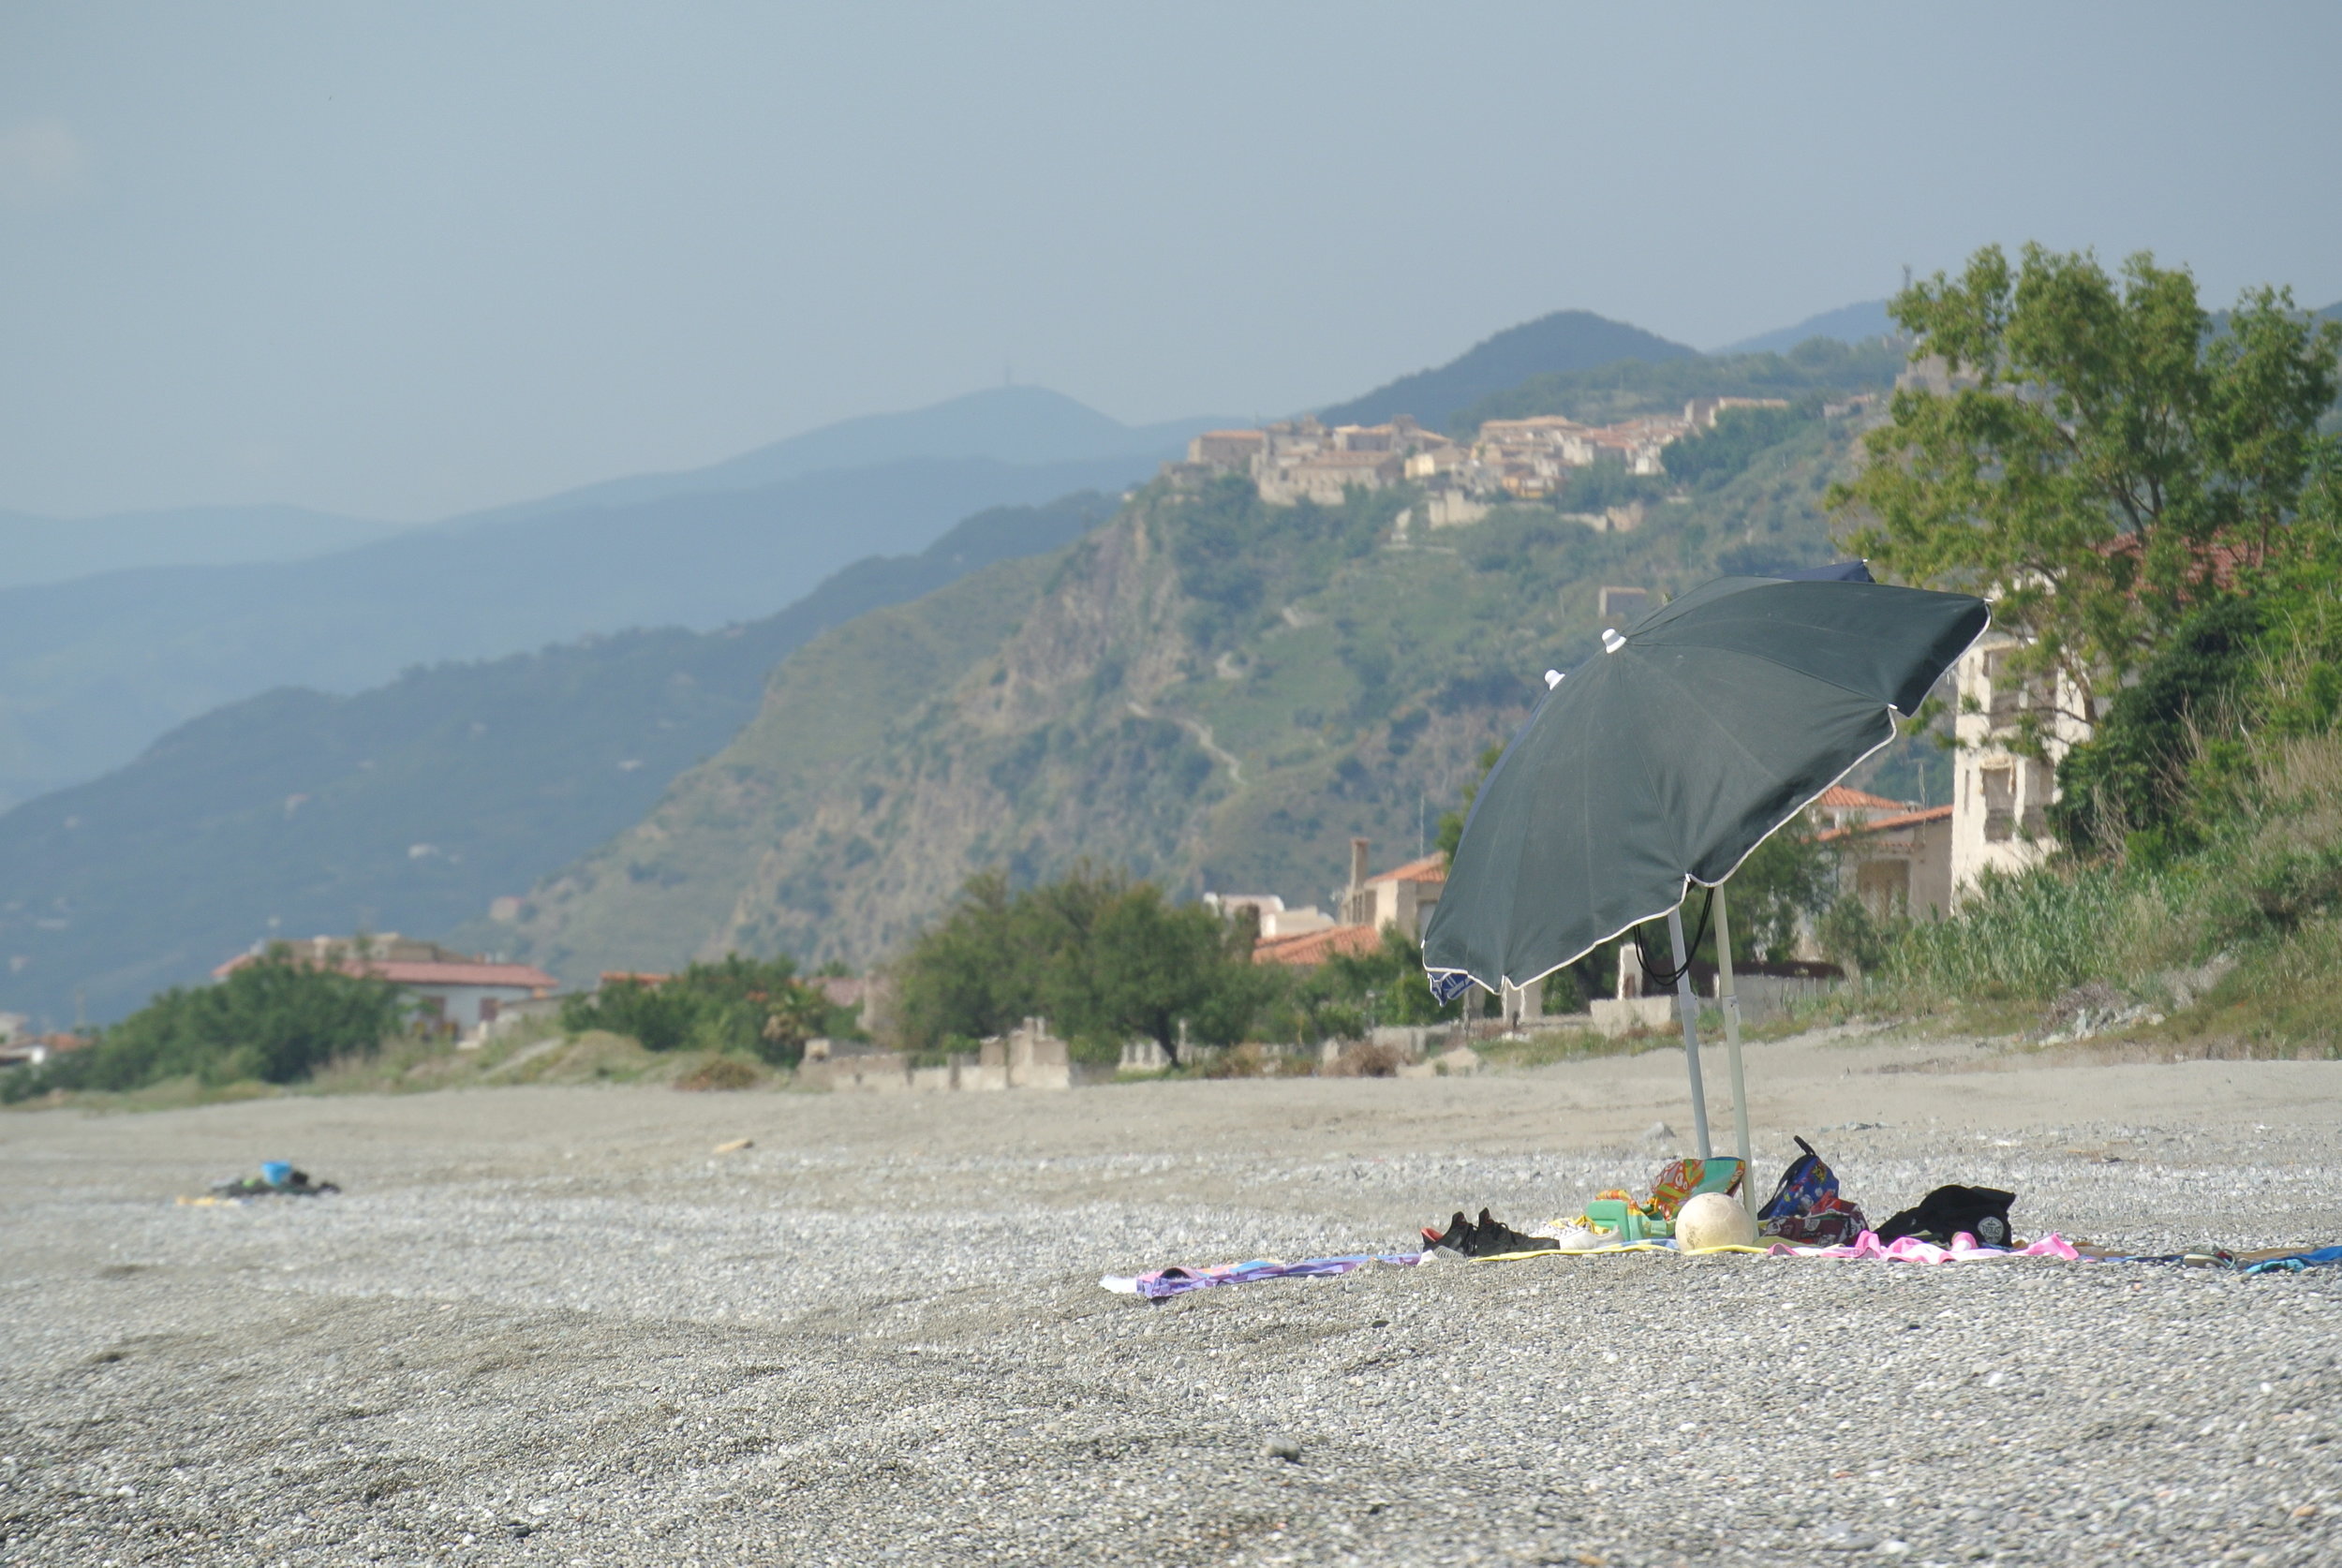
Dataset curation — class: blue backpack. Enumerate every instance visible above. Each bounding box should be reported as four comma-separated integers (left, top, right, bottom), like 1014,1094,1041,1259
1756,1136,1838,1223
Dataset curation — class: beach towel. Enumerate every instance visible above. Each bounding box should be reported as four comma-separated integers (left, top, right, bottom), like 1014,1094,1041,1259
1102,1253,1420,1300
1772,1230,2079,1264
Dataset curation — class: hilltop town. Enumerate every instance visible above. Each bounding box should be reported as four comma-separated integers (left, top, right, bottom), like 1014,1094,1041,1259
1167,395,1791,525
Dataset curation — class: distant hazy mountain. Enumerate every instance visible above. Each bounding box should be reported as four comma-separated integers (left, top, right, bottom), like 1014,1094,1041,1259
1718,301,1897,356
1725,297,2342,357
0,493,1117,1027
0,504,405,591
1317,310,1698,430
462,385,1224,525
0,388,1211,806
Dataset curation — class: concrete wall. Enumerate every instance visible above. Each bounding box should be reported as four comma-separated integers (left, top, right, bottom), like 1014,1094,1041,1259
1590,996,1676,1036
411,982,541,1028
1950,633,2093,897
810,1028,1067,1092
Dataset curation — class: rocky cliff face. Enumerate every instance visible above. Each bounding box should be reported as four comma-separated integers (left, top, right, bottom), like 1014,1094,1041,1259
718,511,1213,959
501,433,1855,984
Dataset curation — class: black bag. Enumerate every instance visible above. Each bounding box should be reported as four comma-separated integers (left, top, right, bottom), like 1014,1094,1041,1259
1876,1184,2015,1248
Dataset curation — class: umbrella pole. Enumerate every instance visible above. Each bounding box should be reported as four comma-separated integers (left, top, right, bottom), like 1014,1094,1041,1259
1712,886,1755,1215
1664,906,1712,1159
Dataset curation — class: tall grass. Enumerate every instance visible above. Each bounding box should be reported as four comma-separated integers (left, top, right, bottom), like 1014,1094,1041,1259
1890,863,2149,999
1877,726,2342,1041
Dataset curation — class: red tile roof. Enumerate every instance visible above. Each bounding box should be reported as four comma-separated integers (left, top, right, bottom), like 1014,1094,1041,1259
1364,853,1448,885
215,953,556,990
1814,785,1909,812
358,960,559,989
1819,803,1953,841
1253,924,1386,966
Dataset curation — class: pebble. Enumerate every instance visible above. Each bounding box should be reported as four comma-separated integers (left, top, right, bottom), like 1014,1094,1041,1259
1,1074,2338,1566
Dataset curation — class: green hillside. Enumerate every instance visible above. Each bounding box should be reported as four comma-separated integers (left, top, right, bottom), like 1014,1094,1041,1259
0,494,1115,1028
1317,310,1697,428
497,395,1914,985
475,554,1067,981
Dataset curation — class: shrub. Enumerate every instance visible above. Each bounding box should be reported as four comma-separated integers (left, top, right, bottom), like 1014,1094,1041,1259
1816,894,1898,979
1324,1042,1403,1077
2051,599,2262,860
674,1057,761,1091
559,954,843,1066
3,954,405,1098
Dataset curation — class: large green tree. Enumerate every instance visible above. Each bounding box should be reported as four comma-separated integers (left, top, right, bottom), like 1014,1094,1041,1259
893,864,1267,1064
1829,244,2340,745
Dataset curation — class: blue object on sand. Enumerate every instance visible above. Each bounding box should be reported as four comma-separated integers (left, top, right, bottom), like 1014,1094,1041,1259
2242,1245,2342,1275
261,1161,294,1188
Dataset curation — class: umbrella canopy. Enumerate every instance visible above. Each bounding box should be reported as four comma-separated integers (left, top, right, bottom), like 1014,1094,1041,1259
1422,574,1987,1000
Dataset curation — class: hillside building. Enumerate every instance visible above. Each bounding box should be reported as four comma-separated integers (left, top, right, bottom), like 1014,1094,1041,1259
1336,838,1446,937
1948,633,2092,894
1204,892,1336,940
1683,396,1794,428
215,934,556,1033
1807,783,1910,834
1187,429,1267,468
1821,803,1956,921
1249,839,1446,966
1252,924,1386,967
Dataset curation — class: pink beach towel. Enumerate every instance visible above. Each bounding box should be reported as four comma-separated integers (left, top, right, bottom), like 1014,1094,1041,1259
1772,1230,2081,1264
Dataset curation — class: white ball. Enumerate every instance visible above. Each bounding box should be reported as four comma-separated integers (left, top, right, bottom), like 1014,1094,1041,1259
1675,1191,1758,1250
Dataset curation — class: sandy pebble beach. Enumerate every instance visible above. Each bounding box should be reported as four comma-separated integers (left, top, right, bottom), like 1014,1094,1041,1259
4,1029,2339,1566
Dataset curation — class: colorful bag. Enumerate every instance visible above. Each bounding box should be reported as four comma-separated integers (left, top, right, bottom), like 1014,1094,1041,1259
1647,1157,1743,1219
1756,1136,1870,1243
1574,1158,1744,1237
1756,1136,1838,1224
1765,1191,1869,1246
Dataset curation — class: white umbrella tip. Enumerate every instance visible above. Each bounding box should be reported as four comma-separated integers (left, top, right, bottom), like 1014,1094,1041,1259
1601,629,1626,653
1543,669,1564,689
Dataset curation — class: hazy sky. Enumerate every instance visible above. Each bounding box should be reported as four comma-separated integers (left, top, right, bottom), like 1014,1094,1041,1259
5,3,2338,522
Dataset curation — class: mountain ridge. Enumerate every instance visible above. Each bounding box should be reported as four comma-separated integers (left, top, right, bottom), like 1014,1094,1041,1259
452,385,1226,527
0,504,407,592
1717,299,1897,355
0,384,1222,806
1317,310,1699,429
0,494,1118,1026
0,452,1165,808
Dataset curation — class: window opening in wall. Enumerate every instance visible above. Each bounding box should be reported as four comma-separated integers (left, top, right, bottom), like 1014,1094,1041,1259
2021,758,2054,838
1857,857,1911,918
1980,764,2016,842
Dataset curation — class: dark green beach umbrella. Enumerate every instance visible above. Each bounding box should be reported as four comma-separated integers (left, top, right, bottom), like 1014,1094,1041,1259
1422,573,1986,1155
